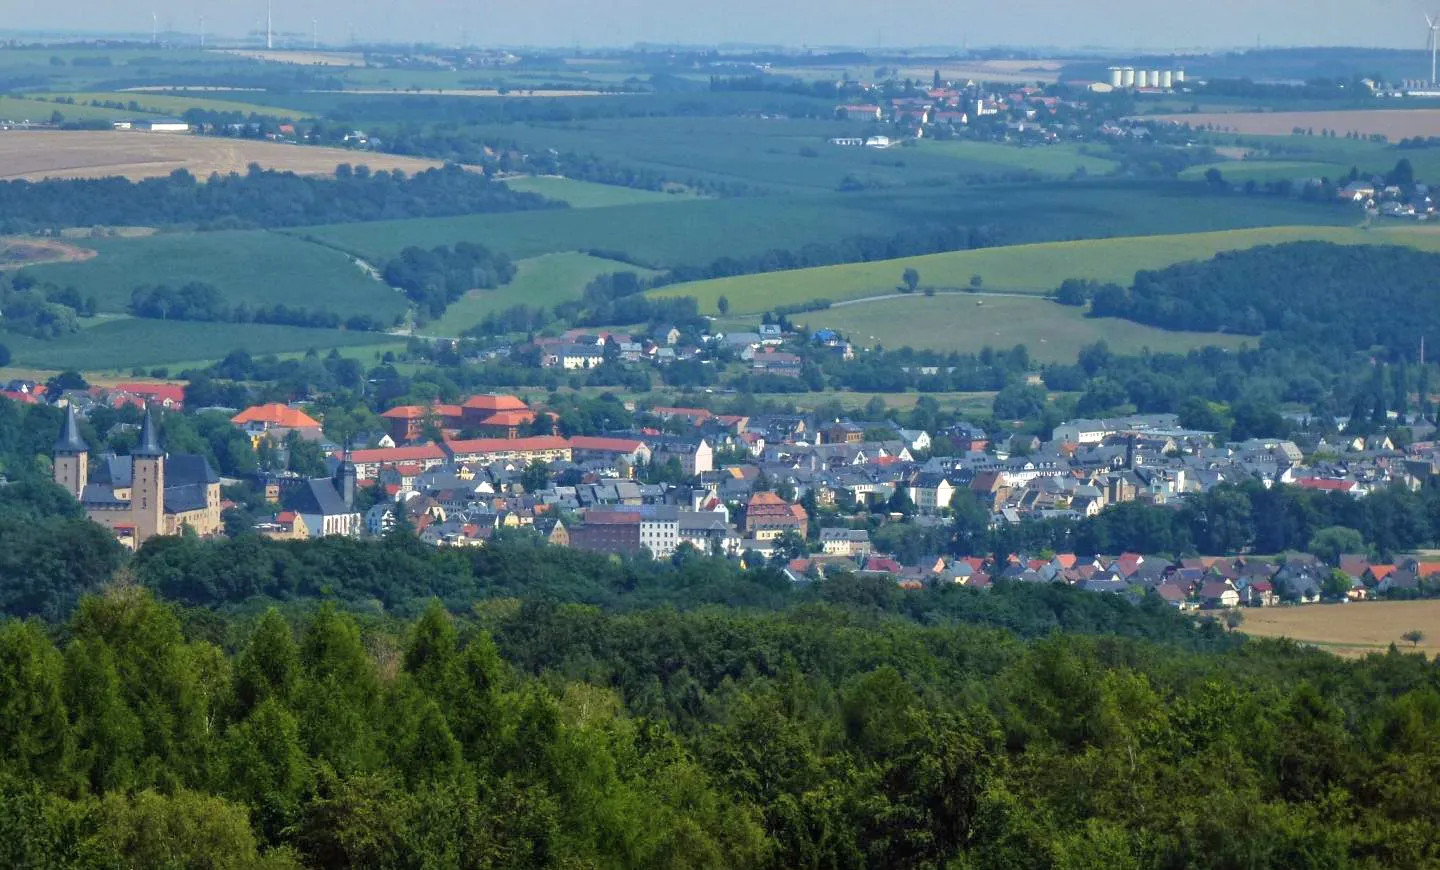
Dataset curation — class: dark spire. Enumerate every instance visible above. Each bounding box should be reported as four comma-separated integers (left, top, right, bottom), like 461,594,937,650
54,403,89,454
133,408,164,457
338,441,357,508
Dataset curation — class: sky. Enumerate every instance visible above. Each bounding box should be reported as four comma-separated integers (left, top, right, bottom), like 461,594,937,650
11,0,1438,51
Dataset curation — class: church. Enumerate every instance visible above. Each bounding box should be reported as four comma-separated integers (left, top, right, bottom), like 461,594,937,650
54,405,225,548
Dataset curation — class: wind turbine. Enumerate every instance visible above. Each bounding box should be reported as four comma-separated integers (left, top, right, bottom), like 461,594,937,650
152,11,159,45
1428,13,1440,86
266,0,273,49
312,18,318,50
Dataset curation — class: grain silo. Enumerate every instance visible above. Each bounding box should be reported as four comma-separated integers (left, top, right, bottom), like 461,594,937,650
1121,67,1136,87
1109,67,1124,88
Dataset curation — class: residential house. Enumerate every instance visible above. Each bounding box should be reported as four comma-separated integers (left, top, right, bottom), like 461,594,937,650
231,403,324,446
819,527,872,557
744,491,809,539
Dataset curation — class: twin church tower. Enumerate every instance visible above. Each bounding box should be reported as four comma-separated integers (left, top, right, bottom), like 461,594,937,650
53,405,223,548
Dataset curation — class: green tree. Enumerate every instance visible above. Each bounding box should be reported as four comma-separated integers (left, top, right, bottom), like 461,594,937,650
1308,526,1365,565
520,460,550,493
902,268,920,293
1403,629,1425,647
717,295,730,315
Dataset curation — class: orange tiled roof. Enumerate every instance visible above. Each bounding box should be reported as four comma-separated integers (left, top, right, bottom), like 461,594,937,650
231,403,321,429
480,410,536,426
462,394,528,412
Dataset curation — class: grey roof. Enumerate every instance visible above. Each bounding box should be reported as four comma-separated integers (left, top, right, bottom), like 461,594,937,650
79,484,125,506
55,404,89,454
291,477,352,517
164,483,209,515
133,410,164,458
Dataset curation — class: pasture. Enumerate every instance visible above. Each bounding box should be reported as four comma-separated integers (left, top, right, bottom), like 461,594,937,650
297,181,1358,269
428,252,655,337
651,225,1425,315
1178,160,1341,183
51,91,313,119
500,176,690,208
1240,600,1440,658
1151,109,1440,140
23,231,408,320
2,318,392,372
794,295,1248,362
0,95,153,124
0,131,446,181
919,141,1119,177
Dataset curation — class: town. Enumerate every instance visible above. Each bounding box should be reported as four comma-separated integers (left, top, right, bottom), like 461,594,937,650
16,362,1440,614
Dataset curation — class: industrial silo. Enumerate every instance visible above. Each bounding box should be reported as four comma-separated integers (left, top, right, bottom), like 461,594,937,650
1109,67,1124,88
1159,70,1174,88
1136,69,1150,88
1121,67,1136,87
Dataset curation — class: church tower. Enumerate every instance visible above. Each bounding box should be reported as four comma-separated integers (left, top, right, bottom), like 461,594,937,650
131,409,166,545
53,404,89,499
337,444,357,509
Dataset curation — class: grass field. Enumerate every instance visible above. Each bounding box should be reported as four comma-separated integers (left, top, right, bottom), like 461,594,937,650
0,95,156,124
650,224,1440,315
23,230,408,320
500,176,690,208
1240,600,1440,658
794,295,1249,361
50,91,313,120
0,130,447,181
1179,160,1341,182
3,319,393,371
296,181,1359,269
428,252,654,336
919,141,1119,177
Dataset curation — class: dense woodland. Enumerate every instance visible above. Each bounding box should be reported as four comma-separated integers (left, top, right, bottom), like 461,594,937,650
6,526,1440,867
1072,242,1440,360
0,164,558,234
129,282,389,332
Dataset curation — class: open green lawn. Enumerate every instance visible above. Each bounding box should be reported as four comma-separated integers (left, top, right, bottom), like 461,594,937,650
428,252,655,336
24,231,408,320
1180,161,1341,182
48,91,312,120
796,295,1251,362
500,176,691,208
0,95,155,123
3,318,393,372
918,141,1119,177
295,181,1359,269
652,225,1440,315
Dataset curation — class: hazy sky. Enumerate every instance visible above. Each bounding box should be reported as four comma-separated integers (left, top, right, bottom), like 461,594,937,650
17,0,1440,51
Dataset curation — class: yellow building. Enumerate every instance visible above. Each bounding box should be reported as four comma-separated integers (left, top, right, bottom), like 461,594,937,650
55,406,224,548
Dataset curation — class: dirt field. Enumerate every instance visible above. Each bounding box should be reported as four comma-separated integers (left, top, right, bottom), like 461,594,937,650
0,131,449,181
0,237,95,269
1145,109,1440,140
1239,600,1440,657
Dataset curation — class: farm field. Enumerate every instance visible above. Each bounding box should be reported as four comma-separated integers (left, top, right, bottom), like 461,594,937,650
428,252,655,336
0,95,154,124
297,181,1358,268
23,230,408,320
0,130,446,181
919,141,1119,177
794,295,1250,362
1150,109,1440,140
3,318,393,372
1178,160,1341,182
1240,600,1440,657
499,176,690,208
0,237,95,269
49,91,313,119
651,225,1430,315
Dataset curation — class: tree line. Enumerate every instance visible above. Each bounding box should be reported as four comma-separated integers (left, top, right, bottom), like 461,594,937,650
129,282,389,332
381,243,517,321
4,543,1440,866
0,163,559,234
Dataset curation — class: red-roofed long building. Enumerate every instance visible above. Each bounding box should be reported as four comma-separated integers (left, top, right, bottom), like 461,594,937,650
444,435,571,465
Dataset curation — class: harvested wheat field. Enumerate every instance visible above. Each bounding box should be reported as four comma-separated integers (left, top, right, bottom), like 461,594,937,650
0,131,450,181
1239,600,1440,657
1146,109,1440,140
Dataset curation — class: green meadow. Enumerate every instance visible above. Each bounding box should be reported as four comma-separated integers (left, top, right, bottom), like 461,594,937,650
23,231,407,321
918,140,1119,177
3,318,393,372
428,252,657,337
795,295,1250,362
651,224,1435,315
500,176,691,208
